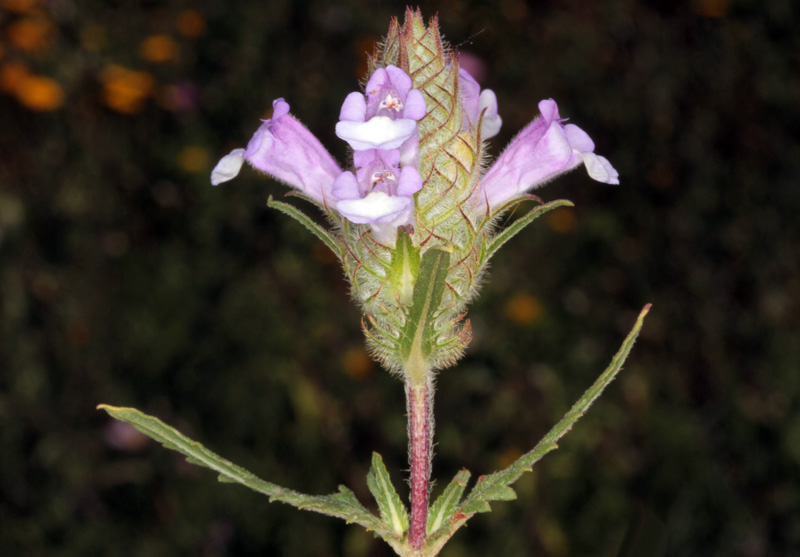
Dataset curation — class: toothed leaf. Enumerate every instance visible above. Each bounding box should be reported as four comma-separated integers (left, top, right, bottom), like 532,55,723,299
366,452,409,536
426,468,471,536
96,405,397,538
461,304,651,514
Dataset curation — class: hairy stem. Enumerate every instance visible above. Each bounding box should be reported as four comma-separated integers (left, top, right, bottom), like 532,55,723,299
406,377,432,550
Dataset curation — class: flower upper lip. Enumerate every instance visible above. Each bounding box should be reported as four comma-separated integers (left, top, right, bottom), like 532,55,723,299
336,65,426,152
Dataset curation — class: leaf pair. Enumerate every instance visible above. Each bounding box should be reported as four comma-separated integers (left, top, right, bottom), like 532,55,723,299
98,303,650,556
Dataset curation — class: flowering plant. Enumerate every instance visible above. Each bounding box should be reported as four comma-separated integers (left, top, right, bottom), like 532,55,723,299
100,9,648,556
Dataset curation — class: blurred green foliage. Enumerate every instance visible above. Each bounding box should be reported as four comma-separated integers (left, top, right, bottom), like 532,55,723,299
2,0,799,555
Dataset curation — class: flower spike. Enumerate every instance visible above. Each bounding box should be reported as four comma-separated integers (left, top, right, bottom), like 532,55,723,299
211,12,621,374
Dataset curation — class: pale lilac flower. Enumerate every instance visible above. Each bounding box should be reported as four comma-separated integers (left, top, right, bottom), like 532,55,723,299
475,98,619,213
459,68,502,139
333,148,422,232
211,98,342,207
335,65,426,151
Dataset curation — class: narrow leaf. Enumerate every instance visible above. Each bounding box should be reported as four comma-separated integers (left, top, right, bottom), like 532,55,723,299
366,452,409,536
482,199,574,263
96,405,395,538
461,304,652,514
387,229,421,306
267,196,342,259
398,247,450,375
426,468,471,536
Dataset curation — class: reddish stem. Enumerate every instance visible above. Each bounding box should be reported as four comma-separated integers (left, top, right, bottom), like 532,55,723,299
407,380,432,549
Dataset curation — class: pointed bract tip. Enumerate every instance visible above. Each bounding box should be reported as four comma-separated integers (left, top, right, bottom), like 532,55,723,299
405,6,422,19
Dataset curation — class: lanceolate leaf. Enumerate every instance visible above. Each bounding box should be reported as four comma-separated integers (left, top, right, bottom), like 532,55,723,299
398,247,451,377
461,304,652,515
426,468,471,536
481,199,574,264
387,229,421,306
267,196,343,259
366,452,409,536
96,405,397,540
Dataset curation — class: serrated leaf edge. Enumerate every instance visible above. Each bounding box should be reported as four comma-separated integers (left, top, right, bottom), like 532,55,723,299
367,452,409,537
96,405,396,539
460,304,651,515
426,468,471,536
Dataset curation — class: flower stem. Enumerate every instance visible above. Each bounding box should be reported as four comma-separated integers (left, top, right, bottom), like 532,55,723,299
406,377,432,550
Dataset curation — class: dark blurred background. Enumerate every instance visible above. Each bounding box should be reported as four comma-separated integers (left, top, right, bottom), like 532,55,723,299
2,0,798,555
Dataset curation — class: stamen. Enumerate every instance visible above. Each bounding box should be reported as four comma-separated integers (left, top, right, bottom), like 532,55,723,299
371,170,396,187
379,92,404,113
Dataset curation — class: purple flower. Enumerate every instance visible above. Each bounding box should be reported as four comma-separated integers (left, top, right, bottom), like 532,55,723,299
211,98,342,207
474,98,619,213
335,65,426,151
459,68,502,139
332,148,422,243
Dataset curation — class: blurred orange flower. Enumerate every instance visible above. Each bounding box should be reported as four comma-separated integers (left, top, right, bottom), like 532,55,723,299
15,74,63,111
341,346,373,380
0,61,30,93
505,293,543,326
547,207,577,234
694,0,729,17
140,34,179,63
2,0,38,14
100,65,154,114
177,145,210,173
6,18,54,53
177,9,207,38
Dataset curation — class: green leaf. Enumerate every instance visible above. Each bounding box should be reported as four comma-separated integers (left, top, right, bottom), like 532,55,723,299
398,247,451,382
482,199,574,263
461,304,652,514
96,405,396,539
426,468,471,536
387,228,421,306
366,452,409,536
267,196,342,259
